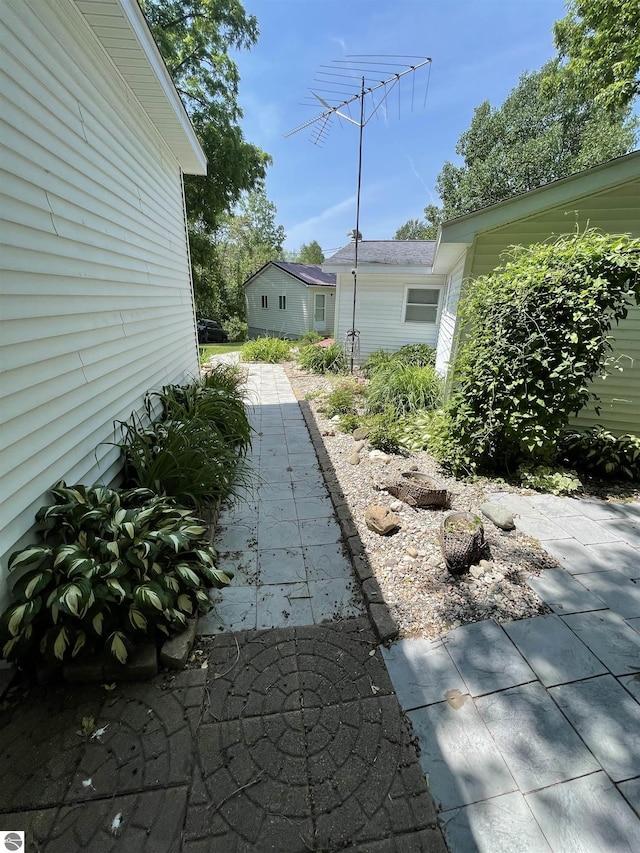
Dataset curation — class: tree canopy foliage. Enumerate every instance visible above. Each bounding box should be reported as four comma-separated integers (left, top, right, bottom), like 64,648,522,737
420,60,637,230
553,0,640,112
282,241,326,264
393,219,437,240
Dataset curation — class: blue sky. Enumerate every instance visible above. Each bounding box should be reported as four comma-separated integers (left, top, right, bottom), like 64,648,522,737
233,0,569,255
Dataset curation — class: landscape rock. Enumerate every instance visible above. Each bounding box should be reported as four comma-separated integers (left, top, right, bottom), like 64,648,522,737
160,619,197,670
480,502,516,530
369,450,391,463
353,427,369,440
354,440,366,452
406,546,419,558
365,505,401,535
348,451,361,465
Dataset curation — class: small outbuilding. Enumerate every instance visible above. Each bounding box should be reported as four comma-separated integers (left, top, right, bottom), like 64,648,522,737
244,261,336,339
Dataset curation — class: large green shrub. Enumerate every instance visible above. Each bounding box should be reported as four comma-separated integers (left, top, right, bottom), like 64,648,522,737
438,230,640,475
560,427,640,481
0,483,230,667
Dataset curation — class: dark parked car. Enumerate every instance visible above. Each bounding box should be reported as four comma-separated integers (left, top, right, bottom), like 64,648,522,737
197,319,228,343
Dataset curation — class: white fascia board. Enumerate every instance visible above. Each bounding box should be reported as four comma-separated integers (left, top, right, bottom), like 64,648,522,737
323,264,431,275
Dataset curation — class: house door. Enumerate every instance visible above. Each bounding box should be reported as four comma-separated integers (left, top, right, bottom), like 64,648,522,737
313,293,326,332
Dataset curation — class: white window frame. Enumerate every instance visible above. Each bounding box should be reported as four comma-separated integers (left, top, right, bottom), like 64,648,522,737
261,294,268,309
402,284,442,325
278,295,286,310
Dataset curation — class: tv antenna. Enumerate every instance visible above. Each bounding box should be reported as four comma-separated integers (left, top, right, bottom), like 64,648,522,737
285,55,432,370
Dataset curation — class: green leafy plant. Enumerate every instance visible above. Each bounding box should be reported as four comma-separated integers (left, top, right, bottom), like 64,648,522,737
518,465,582,495
298,330,324,346
362,344,436,377
118,415,252,510
560,427,640,481
241,336,292,363
397,409,448,452
366,363,443,418
0,483,231,668
297,341,347,374
438,230,640,475
337,414,361,434
224,316,248,342
319,378,365,418
366,411,404,454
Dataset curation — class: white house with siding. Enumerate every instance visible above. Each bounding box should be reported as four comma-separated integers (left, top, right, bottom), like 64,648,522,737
323,241,440,361
433,150,640,435
244,260,336,339
0,0,206,609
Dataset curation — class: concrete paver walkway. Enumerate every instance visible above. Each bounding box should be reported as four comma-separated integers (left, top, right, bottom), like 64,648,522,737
0,362,446,852
383,490,640,852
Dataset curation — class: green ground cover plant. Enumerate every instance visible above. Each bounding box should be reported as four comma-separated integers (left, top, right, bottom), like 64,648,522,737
297,341,347,374
241,336,292,363
433,230,640,476
0,483,230,668
560,427,640,481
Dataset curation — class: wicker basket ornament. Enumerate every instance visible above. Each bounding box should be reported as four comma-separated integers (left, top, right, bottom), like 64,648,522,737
440,511,485,574
385,472,451,509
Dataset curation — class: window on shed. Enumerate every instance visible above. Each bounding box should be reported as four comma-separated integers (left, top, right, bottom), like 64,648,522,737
404,287,440,323
261,295,268,309
279,295,286,310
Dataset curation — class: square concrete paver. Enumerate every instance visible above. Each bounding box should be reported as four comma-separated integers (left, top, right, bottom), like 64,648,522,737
577,571,640,618
257,519,302,549
599,519,640,549
526,568,607,615
475,682,600,793
504,614,607,686
618,778,640,819
526,772,640,853
526,494,585,518
381,637,467,711
538,538,610,574
587,541,640,579
561,610,640,675
198,586,258,634
258,497,298,523
308,577,363,622
549,674,640,782
619,672,640,702
409,698,517,811
298,517,343,546
258,547,307,584
303,543,353,581
444,620,535,696
551,514,623,545
295,495,334,520
440,791,552,853
515,516,573,541
257,582,314,629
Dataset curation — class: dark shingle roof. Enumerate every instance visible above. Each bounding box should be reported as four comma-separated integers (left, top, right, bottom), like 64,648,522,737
271,261,336,287
324,240,436,266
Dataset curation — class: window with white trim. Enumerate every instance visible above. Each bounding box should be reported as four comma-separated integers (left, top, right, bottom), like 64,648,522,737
279,295,286,310
403,286,440,323
261,295,268,309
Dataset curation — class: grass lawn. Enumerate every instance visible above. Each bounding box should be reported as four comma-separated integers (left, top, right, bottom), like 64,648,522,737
199,342,243,363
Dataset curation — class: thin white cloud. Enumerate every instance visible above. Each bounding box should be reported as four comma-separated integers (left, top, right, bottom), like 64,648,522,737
286,194,356,244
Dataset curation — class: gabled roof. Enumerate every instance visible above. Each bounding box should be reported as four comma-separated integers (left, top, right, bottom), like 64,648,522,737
75,0,206,175
323,240,436,267
243,261,336,288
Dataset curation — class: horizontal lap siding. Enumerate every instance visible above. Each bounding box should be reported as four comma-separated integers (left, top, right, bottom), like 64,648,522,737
308,287,336,336
435,258,465,376
466,181,640,435
0,0,199,603
335,273,444,361
245,268,310,339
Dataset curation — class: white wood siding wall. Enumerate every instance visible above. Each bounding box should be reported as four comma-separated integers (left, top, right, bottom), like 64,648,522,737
0,0,199,607
435,256,466,375
334,273,446,362
245,266,335,338
464,180,640,435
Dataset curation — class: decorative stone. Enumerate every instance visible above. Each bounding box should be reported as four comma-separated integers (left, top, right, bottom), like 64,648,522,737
160,619,198,670
428,554,443,568
331,414,340,422
369,450,390,463
480,502,516,531
406,547,419,558
390,500,403,512
470,565,485,579
365,505,401,535
353,426,369,440
348,451,360,465
354,440,366,452
479,559,493,570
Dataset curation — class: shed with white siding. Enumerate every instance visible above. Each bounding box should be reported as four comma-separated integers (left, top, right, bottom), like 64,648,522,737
244,261,336,339
433,150,640,435
323,241,440,362
0,0,206,609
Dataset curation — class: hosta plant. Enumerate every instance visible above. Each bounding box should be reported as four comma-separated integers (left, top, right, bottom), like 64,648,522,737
0,482,231,668
560,427,640,481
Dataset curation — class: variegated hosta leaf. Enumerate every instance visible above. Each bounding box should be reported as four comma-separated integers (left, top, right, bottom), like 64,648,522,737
128,607,148,632
8,545,50,571
2,601,38,637
71,631,86,658
106,630,131,665
183,525,207,537
177,594,194,615
50,625,71,661
123,522,135,540
202,566,232,588
10,569,53,602
161,575,180,594
106,541,120,558
169,610,188,631
92,611,104,636
175,565,200,589
105,578,126,601
195,589,210,606
134,584,165,611
53,544,82,569
193,548,214,567
56,579,91,618
114,509,127,526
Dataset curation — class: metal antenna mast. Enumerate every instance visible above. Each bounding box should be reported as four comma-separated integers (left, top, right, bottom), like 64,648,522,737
286,55,432,371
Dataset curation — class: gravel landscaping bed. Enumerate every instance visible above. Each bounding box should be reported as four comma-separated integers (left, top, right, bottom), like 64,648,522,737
283,362,638,640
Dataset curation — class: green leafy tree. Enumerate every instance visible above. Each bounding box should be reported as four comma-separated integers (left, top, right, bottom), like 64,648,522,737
423,60,637,227
298,240,325,264
432,230,640,476
553,0,640,112
393,219,437,240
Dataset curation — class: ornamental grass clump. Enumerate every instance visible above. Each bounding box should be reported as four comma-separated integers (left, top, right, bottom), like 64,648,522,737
297,341,347,374
366,363,443,418
0,482,231,668
241,336,292,363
